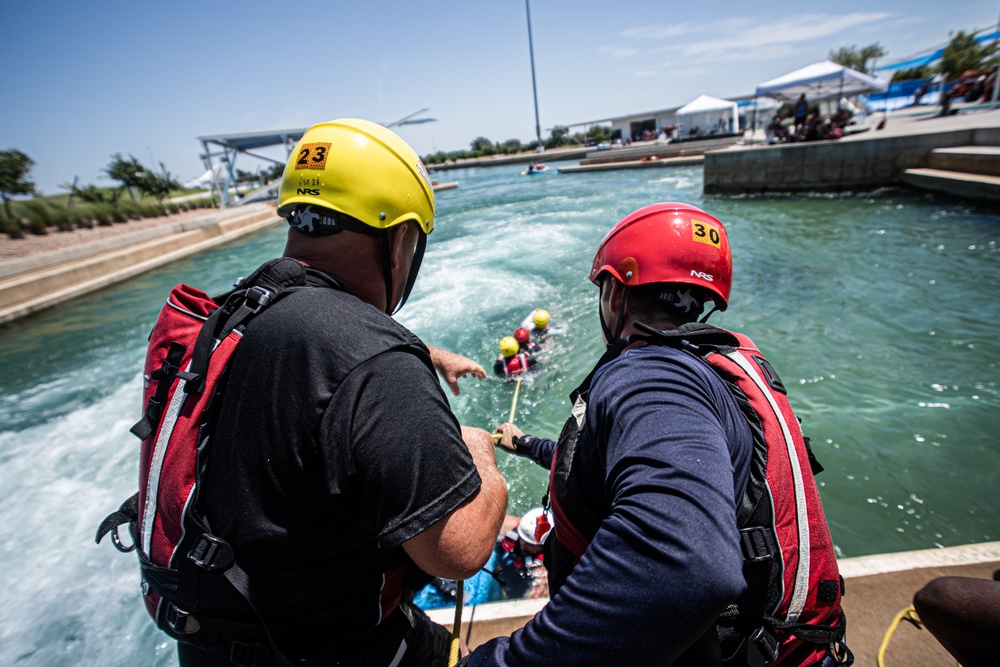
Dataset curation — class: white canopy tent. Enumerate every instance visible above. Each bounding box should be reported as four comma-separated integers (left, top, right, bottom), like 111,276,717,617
674,95,740,135
755,60,888,102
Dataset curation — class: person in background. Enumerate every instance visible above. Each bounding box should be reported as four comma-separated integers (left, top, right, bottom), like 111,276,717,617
513,327,540,355
767,115,788,143
794,92,809,133
495,508,551,600
415,510,551,609
175,119,507,667
493,335,536,379
520,308,563,342
470,202,848,666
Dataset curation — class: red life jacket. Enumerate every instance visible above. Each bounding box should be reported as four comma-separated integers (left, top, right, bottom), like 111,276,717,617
546,323,850,666
500,352,535,378
96,258,318,650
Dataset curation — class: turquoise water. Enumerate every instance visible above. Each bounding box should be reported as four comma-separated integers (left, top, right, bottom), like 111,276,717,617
1,161,998,665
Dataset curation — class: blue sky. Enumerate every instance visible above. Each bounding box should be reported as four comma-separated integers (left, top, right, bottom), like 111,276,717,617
2,1,997,194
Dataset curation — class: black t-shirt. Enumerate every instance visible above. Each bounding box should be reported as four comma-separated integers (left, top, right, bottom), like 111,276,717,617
201,269,480,660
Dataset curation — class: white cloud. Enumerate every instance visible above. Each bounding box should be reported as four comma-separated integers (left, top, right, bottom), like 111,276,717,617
600,45,639,59
683,12,893,56
614,12,894,64
620,23,693,39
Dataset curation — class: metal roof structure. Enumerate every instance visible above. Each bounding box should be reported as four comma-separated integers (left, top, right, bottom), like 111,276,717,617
196,110,436,208
196,129,304,208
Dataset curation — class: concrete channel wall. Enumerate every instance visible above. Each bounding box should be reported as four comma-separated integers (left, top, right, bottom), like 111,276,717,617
704,126,1000,194
0,204,282,326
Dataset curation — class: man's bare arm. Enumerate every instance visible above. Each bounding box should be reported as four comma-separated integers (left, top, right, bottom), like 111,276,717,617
402,426,508,579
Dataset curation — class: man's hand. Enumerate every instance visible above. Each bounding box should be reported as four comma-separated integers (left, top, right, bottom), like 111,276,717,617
493,423,524,453
428,346,487,396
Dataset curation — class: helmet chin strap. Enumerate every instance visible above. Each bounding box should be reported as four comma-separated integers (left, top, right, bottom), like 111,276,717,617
598,280,629,345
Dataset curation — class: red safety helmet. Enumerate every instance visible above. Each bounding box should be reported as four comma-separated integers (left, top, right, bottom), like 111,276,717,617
513,327,531,344
590,202,732,310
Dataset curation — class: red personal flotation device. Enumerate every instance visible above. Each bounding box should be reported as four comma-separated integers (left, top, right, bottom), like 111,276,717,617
96,258,309,646
546,323,851,666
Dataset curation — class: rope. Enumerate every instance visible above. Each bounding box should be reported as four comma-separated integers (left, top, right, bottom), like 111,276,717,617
508,377,522,423
877,606,930,667
447,582,464,666
448,377,522,665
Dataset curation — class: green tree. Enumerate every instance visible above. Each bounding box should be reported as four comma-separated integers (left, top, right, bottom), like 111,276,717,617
585,125,613,144
137,162,181,202
829,43,887,74
0,149,37,218
498,138,524,155
104,154,147,201
938,30,998,80
61,181,115,204
544,126,569,149
469,136,495,156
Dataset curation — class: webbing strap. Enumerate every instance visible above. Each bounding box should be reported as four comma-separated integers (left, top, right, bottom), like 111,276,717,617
130,341,187,440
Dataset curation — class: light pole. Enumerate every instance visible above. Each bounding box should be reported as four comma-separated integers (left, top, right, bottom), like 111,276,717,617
526,0,543,151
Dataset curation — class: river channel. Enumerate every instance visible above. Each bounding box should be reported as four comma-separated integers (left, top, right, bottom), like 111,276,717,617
0,160,997,665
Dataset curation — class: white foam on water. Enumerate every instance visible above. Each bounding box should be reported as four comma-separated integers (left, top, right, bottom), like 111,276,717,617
0,374,170,666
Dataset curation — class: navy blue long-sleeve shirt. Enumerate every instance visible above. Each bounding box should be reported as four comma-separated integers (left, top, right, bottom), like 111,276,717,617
467,345,753,666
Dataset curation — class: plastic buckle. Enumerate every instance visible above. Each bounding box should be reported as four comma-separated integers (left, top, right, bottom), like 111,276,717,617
229,640,269,667
187,533,235,571
244,286,272,313
165,602,201,635
740,526,775,563
746,626,779,667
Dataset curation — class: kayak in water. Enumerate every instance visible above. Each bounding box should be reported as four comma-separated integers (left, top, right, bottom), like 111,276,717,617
521,162,550,175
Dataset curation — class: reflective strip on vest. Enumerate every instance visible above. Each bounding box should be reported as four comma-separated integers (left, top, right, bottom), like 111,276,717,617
724,349,810,623
141,363,194,557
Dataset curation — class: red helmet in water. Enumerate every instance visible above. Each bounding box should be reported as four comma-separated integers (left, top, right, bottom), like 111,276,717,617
590,202,732,310
513,327,531,344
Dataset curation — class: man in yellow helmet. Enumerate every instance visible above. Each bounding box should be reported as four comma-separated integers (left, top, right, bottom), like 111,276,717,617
493,335,536,379
181,119,507,666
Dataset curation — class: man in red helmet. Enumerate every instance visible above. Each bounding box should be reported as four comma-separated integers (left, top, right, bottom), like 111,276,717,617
513,327,541,355
465,203,848,666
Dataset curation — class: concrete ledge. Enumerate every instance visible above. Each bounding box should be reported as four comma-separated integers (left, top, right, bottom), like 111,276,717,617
928,145,1000,176
0,206,282,326
559,155,704,173
901,167,1000,203
579,136,739,166
425,541,1000,663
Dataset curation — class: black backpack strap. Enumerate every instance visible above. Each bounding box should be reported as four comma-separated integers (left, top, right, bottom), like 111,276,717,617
185,258,308,395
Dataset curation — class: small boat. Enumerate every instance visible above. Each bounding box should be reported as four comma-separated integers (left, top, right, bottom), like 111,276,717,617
521,163,550,176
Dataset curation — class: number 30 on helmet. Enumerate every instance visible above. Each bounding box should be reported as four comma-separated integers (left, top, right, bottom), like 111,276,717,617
589,202,733,310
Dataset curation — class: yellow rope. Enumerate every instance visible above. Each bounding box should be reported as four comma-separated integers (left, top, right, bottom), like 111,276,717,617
447,581,464,665
877,606,924,667
508,377,522,423
457,377,523,663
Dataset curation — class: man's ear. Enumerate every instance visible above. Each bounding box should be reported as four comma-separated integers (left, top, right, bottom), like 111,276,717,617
387,222,412,271
606,277,625,314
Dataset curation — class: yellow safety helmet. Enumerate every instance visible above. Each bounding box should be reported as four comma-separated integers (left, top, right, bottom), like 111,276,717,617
499,336,520,358
533,309,550,329
277,118,435,235
277,118,435,315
